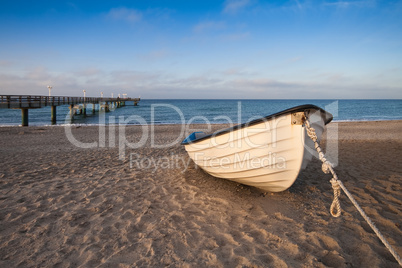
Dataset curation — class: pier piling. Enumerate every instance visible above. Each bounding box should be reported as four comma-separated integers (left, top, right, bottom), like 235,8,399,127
51,105,56,124
83,104,87,117
21,108,28,127
69,104,74,120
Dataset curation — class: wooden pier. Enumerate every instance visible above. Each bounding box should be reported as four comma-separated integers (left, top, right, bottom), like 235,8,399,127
0,95,140,126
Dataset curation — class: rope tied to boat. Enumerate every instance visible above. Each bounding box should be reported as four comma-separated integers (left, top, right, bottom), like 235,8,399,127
304,117,342,217
329,178,342,217
305,120,333,175
304,112,402,266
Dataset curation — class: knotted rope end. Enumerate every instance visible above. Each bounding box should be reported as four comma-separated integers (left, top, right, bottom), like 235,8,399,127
330,178,342,217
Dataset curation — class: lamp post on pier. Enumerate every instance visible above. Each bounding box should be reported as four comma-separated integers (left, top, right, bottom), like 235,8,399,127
83,90,87,116
47,85,52,97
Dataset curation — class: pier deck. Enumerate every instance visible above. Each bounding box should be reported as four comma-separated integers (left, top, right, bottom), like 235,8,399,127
0,95,140,126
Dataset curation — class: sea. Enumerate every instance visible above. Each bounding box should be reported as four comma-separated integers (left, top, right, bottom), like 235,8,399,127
0,99,401,126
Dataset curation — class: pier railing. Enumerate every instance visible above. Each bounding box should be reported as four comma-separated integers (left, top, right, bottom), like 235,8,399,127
0,95,139,109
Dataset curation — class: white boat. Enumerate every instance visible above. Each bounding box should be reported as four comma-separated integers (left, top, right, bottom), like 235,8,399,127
182,105,333,192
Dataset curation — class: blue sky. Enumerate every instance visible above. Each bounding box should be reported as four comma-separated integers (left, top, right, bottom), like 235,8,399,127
0,0,401,99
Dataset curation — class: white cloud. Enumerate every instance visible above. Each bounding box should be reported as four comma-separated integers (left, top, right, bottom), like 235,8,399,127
323,0,376,9
0,60,13,67
109,70,164,89
223,0,251,14
222,68,246,76
220,32,250,41
193,21,226,33
26,66,50,80
286,56,303,63
294,0,303,11
106,7,142,23
137,49,170,61
222,68,257,76
1,65,401,99
74,67,103,77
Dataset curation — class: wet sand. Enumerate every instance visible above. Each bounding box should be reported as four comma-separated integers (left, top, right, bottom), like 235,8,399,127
0,121,401,267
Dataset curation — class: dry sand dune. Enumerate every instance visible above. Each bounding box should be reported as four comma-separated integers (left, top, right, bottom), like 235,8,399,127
0,121,401,267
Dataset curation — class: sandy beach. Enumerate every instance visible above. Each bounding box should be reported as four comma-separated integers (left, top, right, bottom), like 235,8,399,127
0,121,401,267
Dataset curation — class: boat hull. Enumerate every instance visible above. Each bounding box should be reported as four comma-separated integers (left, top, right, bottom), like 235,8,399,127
182,105,332,192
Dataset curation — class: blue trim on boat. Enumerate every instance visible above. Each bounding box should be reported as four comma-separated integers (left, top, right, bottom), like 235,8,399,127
182,132,205,144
